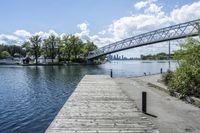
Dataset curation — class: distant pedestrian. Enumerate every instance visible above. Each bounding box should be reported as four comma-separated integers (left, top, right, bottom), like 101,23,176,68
160,68,163,74
144,72,146,76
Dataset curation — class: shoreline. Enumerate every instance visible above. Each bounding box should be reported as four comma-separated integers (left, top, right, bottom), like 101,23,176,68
0,62,99,66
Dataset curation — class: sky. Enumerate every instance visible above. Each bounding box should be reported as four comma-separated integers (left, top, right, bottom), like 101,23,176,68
0,0,200,57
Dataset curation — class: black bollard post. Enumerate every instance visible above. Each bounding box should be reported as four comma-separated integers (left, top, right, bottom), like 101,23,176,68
110,69,113,78
142,91,147,113
141,91,157,118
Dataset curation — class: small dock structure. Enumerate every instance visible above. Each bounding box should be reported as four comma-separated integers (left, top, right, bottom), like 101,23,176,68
46,75,157,133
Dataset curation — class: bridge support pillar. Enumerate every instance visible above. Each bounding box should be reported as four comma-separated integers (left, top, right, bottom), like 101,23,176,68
168,41,171,70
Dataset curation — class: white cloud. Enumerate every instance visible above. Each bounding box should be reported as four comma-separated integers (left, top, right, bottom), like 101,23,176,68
89,35,114,47
107,0,170,41
0,30,62,45
75,22,90,41
34,30,59,39
60,33,67,39
77,23,88,32
134,1,149,9
171,1,200,23
0,34,22,45
108,14,171,40
105,0,200,44
75,22,114,47
14,30,31,38
98,30,106,35
144,3,163,15
134,0,158,10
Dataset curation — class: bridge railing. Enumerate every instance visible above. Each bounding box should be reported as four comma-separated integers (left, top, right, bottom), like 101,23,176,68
87,19,200,59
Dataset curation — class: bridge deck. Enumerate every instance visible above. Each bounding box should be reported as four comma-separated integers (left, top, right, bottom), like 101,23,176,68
45,75,157,133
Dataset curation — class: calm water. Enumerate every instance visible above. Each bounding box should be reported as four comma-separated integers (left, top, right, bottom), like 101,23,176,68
0,60,177,133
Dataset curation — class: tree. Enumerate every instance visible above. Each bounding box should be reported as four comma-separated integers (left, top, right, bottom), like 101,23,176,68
83,41,97,57
42,39,49,63
162,24,200,98
22,41,32,56
0,44,26,57
61,35,97,62
1,51,10,59
174,37,200,67
46,35,58,63
168,37,200,98
29,35,42,64
56,37,63,62
69,35,83,59
62,35,73,61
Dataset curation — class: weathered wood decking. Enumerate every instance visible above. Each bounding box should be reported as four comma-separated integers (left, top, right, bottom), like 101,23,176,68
45,75,157,133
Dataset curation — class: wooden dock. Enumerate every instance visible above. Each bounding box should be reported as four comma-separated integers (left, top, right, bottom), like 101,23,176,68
45,75,157,133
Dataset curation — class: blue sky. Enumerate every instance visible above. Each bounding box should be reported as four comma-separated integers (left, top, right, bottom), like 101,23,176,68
0,0,197,34
0,0,200,57
1,0,134,34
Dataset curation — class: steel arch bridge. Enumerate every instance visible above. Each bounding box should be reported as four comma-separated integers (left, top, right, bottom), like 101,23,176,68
87,19,200,60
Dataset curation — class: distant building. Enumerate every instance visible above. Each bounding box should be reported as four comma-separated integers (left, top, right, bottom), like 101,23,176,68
38,56,58,64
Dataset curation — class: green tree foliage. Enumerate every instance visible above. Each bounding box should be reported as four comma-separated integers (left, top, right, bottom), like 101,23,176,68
29,35,42,64
42,39,49,62
162,70,173,85
1,34,98,64
69,35,83,60
44,35,59,63
62,35,73,61
0,45,26,59
22,41,32,56
56,37,63,62
60,35,97,63
1,51,10,59
167,37,200,98
169,64,200,98
174,37,200,66
83,41,97,57
141,52,172,60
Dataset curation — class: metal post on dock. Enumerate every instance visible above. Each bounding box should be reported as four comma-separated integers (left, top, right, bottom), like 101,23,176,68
142,91,147,113
110,69,113,78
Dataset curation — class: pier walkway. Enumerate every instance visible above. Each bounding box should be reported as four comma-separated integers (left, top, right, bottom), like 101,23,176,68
45,75,157,133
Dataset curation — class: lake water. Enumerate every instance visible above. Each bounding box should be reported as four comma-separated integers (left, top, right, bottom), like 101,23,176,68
0,60,178,133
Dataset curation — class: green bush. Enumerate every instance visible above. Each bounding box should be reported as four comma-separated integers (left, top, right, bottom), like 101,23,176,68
71,58,86,63
162,70,173,85
169,63,200,98
168,34,200,98
1,51,11,59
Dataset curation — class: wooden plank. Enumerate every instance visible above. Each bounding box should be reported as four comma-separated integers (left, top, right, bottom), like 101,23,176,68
45,75,157,133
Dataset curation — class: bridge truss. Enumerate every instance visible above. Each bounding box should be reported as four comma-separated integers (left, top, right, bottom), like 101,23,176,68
87,19,200,59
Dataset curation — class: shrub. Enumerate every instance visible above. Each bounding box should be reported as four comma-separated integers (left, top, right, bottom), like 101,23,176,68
1,51,10,59
162,70,173,85
71,58,86,63
169,63,200,98
168,35,200,98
